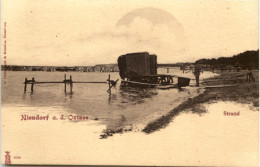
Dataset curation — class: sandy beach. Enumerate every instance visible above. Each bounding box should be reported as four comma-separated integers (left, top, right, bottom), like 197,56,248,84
2,95,258,166
143,69,259,133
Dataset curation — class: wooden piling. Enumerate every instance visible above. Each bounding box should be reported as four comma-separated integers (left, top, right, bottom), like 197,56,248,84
70,75,73,93
64,74,67,93
108,74,110,90
31,77,35,92
24,78,27,93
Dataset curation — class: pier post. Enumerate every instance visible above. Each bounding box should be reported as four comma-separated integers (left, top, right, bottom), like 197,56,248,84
167,68,169,73
24,78,27,93
108,74,110,89
70,75,73,93
64,74,67,93
31,77,35,92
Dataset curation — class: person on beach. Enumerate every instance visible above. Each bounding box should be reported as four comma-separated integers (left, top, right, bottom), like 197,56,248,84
220,64,224,73
193,64,202,86
211,65,215,73
247,68,255,83
182,64,186,73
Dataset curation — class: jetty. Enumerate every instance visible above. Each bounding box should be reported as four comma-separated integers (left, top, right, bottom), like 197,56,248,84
23,74,118,93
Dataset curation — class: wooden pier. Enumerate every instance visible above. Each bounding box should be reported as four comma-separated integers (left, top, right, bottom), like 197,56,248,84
23,74,118,93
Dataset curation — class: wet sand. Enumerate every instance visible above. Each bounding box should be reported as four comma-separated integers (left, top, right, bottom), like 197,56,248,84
2,101,258,166
143,70,259,133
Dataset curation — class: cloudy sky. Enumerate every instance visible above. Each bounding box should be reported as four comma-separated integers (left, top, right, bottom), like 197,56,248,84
1,0,258,66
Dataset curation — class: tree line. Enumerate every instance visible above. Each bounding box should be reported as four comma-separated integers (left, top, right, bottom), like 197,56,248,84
195,50,259,68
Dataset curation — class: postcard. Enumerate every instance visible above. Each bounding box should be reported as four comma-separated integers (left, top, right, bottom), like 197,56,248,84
1,0,259,166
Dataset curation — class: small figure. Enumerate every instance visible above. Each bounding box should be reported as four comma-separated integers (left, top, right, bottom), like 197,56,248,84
237,67,240,72
193,64,202,86
182,65,185,73
247,68,255,83
235,62,240,72
220,65,224,73
211,65,215,73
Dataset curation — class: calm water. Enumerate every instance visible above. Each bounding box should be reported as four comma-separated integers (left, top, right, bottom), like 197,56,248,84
1,67,218,133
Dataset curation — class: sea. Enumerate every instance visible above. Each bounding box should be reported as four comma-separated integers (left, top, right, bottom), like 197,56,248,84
1,67,218,133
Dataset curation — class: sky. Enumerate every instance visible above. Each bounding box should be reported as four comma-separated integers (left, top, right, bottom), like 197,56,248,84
1,0,259,66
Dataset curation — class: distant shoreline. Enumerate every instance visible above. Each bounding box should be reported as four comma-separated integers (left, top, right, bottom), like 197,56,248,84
1,64,120,72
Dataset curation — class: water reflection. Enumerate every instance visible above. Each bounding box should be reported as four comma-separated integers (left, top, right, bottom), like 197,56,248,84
65,92,73,99
119,84,158,105
2,70,216,138
108,92,117,104
19,79,198,137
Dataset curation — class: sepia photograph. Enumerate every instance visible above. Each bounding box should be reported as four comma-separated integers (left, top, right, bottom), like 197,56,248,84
1,0,259,166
